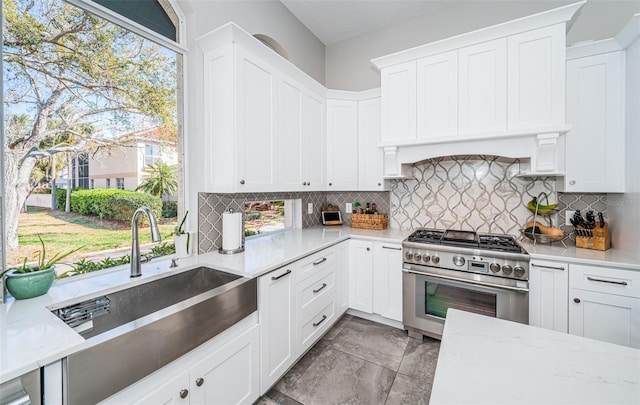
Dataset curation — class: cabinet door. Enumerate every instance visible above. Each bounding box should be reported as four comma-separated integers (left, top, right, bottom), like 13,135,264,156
459,39,507,135
565,51,625,192
235,46,278,191
569,289,640,349
326,99,358,190
529,260,568,333
259,266,296,393
416,51,458,139
334,241,350,315
372,242,403,322
279,76,304,191
301,91,325,189
348,240,373,313
133,370,190,405
507,24,565,130
189,324,260,405
358,97,386,191
380,61,417,143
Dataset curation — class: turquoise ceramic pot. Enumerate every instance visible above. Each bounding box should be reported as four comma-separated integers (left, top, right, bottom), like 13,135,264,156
5,266,55,300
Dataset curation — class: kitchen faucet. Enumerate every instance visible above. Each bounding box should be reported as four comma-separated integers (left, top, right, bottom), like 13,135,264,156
130,206,162,277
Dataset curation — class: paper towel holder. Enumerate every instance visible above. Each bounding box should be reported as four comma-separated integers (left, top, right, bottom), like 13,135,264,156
218,209,245,255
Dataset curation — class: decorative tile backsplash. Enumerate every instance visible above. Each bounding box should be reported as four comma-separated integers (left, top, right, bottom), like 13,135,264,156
198,191,390,253
390,156,557,235
198,156,609,251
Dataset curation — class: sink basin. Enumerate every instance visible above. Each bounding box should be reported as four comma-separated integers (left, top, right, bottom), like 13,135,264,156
50,266,257,405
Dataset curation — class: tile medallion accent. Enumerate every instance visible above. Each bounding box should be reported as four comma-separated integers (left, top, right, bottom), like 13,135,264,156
390,156,557,236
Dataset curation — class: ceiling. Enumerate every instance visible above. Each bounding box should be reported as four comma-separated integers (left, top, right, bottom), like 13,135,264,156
280,0,459,45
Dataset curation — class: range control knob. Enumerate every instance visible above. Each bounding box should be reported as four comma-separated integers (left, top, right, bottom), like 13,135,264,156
423,255,431,263
502,265,513,275
453,255,465,267
405,251,414,261
431,255,440,264
514,266,526,277
414,253,422,261
489,263,501,273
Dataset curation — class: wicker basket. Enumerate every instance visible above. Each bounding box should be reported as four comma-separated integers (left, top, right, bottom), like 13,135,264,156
351,213,388,230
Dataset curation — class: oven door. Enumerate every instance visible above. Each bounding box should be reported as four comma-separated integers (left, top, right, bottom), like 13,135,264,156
403,266,528,339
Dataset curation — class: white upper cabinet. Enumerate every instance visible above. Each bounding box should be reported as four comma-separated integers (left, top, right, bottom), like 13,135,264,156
371,2,584,149
564,48,625,193
358,96,386,191
197,23,327,194
279,75,325,191
326,99,358,190
458,38,507,135
507,25,566,130
416,51,458,140
380,61,417,143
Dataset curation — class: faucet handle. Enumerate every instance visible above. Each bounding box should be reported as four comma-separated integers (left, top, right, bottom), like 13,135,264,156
170,258,179,268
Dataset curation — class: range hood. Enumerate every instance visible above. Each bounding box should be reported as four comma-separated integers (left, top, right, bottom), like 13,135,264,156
381,130,567,179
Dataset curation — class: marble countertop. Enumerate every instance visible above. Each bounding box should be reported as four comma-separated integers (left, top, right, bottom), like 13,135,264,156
0,226,407,383
520,240,640,270
430,309,640,404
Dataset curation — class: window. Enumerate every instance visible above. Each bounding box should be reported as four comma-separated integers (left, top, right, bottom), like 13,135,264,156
244,200,296,238
144,144,162,166
2,0,184,282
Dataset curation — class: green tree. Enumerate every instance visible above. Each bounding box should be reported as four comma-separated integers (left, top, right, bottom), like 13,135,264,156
2,0,177,251
136,162,178,199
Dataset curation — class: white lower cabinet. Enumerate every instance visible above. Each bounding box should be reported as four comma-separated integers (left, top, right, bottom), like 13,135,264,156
259,265,296,393
101,316,260,405
568,264,640,349
348,240,374,313
348,240,403,322
259,242,349,394
372,242,403,322
528,260,568,333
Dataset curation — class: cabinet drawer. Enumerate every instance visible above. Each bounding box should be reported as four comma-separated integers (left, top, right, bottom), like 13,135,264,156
570,264,640,298
299,299,335,350
297,247,336,282
297,266,335,311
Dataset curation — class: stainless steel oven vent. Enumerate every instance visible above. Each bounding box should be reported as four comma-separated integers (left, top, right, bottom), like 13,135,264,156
54,296,111,329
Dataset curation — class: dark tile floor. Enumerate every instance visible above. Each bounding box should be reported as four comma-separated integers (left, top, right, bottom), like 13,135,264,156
256,314,441,405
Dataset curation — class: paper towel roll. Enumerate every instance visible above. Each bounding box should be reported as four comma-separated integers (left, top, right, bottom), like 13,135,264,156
222,211,242,251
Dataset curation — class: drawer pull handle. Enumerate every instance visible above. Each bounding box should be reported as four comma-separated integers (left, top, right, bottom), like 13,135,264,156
531,263,565,271
179,389,189,399
586,276,628,286
195,377,204,387
313,314,327,327
382,246,401,251
313,257,327,266
313,283,327,294
271,269,292,281
574,298,581,303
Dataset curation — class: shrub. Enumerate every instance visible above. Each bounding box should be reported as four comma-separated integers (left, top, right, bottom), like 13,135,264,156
107,192,162,222
55,188,162,222
162,201,178,218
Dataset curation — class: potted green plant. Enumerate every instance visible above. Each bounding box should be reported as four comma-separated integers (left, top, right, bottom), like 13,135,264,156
174,211,193,258
1,236,82,300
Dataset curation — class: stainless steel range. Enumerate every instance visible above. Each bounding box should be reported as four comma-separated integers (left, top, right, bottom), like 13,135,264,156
402,228,530,340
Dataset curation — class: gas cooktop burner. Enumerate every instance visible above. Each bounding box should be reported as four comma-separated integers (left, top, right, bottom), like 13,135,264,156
406,228,523,253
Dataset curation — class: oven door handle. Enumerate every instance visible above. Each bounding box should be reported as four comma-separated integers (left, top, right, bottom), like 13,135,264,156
403,269,529,293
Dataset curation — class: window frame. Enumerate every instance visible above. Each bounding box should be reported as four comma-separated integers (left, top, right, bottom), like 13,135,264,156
116,178,125,190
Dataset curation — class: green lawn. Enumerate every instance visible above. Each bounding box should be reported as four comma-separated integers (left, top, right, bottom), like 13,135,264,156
7,207,177,267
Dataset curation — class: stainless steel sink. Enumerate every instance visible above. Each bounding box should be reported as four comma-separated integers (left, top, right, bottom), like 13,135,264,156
50,266,257,405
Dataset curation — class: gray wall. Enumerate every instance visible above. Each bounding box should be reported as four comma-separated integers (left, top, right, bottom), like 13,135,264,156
325,0,640,91
178,0,326,84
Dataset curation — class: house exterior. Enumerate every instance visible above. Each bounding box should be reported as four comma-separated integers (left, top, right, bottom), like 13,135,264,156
85,127,177,192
